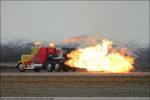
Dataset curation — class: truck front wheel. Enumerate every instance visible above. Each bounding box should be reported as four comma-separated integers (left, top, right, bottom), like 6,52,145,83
16,63,25,72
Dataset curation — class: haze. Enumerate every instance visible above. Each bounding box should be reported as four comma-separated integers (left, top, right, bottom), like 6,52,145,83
1,1,149,46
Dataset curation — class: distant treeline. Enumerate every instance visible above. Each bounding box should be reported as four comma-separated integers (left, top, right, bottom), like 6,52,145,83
1,41,33,63
133,47,150,69
1,41,149,71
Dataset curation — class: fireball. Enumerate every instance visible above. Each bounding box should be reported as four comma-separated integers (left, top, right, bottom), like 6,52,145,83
65,39,135,73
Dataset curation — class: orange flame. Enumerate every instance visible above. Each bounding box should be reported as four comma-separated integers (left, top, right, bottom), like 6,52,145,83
34,41,42,47
65,39,135,73
49,42,56,48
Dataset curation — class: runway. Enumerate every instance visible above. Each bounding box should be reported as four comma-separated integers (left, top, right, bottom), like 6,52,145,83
0,72,149,76
1,72,149,97
0,97,149,100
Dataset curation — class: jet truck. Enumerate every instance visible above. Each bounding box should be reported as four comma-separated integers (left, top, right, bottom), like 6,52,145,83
16,44,75,72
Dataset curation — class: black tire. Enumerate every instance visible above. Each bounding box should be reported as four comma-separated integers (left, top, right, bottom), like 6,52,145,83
16,63,25,72
34,68,40,72
55,63,62,72
46,64,54,72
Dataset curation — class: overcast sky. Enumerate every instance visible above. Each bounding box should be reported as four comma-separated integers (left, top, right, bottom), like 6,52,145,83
1,1,149,46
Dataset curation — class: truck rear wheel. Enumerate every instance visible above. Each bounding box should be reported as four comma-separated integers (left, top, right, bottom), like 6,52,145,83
55,64,61,72
47,64,54,72
16,63,25,72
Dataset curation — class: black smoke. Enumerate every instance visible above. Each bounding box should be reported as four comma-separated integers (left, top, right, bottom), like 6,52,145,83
134,47,150,71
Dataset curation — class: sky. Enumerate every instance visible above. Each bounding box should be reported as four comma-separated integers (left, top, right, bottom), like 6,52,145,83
1,1,149,46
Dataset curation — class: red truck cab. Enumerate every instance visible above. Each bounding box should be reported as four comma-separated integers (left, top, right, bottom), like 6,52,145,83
16,46,62,72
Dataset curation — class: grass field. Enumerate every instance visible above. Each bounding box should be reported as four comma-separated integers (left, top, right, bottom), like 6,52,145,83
1,75,149,97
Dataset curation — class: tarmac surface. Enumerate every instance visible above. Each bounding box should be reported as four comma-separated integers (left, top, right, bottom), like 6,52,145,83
1,72,149,97
0,97,149,100
1,72,150,76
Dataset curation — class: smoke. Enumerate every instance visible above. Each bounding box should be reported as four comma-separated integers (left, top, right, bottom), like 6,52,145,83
62,32,104,48
134,47,150,69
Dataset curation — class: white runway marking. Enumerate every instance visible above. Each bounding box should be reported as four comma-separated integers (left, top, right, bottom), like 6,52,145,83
0,97,149,100
0,72,149,76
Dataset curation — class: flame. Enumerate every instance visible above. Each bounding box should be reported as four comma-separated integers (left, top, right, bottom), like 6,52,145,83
34,41,42,47
65,39,135,73
49,42,56,48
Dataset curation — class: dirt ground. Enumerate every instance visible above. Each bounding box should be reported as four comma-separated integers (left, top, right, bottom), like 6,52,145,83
0,75,149,97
